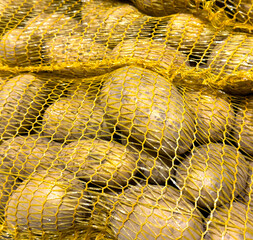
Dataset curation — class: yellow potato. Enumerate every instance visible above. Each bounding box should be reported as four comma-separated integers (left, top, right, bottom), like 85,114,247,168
110,38,189,75
109,184,204,240
44,34,111,75
42,98,113,142
121,139,174,184
155,13,229,57
0,173,21,215
100,66,195,157
0,13,82,67
185,87,235,144
0,74,52,139
58,139,138,187
0,134,63,177
130,0,198,16
205,202,253,239
208,33,253,95
176,143,249,209
233,95,253,156
6,170,91,232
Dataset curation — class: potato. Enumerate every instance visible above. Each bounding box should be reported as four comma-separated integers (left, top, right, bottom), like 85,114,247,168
154,13,229,58
44,34,111,76
120,139,174,184
95,5,147,49
184,87,235,144
205,202,253,239
0,74,52,139
130,0,198,16
176,143,249,209
42,97,113,142
0,173,21,215
242,160,253,204
233,95,253,156
0,134,63,177
110,39,189,75
109,184,204,240
208,33,253,95
0,13,82,67
100,66,195,157
0,0,33,30
81,2,148,48
58,139,138,187
6,170,91,232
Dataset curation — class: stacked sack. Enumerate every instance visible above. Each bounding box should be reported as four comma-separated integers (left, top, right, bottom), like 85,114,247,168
0,0,252,239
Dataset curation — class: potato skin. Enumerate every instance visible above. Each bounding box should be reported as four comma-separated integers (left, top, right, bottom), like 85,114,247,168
6,170,90,232
205,202,253,240
0,174,21,215
121,139,174,184
44,34,111,76
0,134,63,177
0,13,82,67
100,66,195,157
176,143,249,209
110,39,189,75
185,87,234,144
110,184,204,240
58,139,138,187
208,33,253,95
42,98,112,142
130,0,198,16
0,74,50,139
233,95,253,156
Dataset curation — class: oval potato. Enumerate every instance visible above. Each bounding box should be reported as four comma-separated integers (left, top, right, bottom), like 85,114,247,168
233,95,253,156
154,13,229,58
0,134,63,177
109,184,204,240
208,33,253,95
42,98,113,142
6,170,91,232
184,87,234,144
176,143,249,209
0,13,82,67
130,0,198,16
110,38,189,75
59,139,138,187
0,74,51,139
100,66,195,157
205,202,253,239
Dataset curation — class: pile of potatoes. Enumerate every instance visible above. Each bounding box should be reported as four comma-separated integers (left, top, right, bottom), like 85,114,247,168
0,0,253,240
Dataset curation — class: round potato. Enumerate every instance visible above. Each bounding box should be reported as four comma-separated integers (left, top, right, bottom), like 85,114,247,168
100,66,195,157
110,39,189,75
0,74,51,139
42,98,113,142
0,13,82,67
154,13,229,57
109,184,204,240
176,143,249,209
6,170,91,232
184,87,235,144
0,134,63,177
208,33,253,95
233,0,253,24
205,202,253,239
233,95,253,156
58,139,138,187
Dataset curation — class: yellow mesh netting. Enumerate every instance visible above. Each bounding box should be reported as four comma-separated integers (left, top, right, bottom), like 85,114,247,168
0,0,252,239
